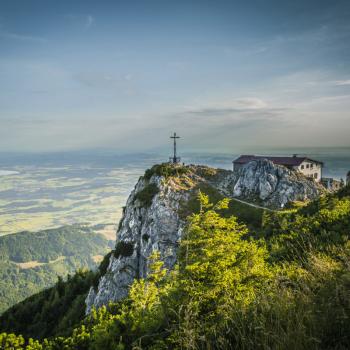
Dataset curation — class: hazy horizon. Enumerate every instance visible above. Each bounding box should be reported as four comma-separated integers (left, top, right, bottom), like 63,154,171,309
0,145,350,156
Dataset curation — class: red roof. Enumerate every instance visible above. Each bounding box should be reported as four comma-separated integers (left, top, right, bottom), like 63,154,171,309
233,155,323,167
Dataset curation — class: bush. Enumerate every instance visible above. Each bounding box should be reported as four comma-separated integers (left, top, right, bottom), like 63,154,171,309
179,183,264,231
134,183,159,207
144,163,189,180
337,183,350,199
114,241,134,259
92,251,113,290
142,234,150,242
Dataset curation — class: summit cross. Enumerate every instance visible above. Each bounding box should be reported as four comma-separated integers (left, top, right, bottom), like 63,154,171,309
170,132,180,164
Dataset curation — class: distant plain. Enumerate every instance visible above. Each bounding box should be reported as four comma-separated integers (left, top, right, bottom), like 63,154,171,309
0,148,349,237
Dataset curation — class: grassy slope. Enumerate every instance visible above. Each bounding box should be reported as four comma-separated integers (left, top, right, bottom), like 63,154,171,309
178,178,265,232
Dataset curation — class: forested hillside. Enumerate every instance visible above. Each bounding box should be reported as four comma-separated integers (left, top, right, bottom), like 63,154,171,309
0,186,349,349
0,225,113,313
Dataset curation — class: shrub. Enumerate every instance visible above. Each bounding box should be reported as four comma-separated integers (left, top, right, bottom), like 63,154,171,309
134,183,159,207
179,183,264,231
92,251,113,290
337,184,350,199
142,234,150,242
114,241,134,259
144,163,189,180
195,166,217,179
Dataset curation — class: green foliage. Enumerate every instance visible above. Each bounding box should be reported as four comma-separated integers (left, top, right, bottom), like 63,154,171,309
36,253,171,349
262,191,350,261
0,225,112,313
134,183,159,207
114,242,134,259
0,270,97,340
92,251,113,290
179,183,265,231
0,224,110,263
144,163,189,180
179,183,224,217
0,332,44,350
171,195,271,347
194,166,217,179
2,189,350,349
179,196,269,310
337,183,350,199
142,234,150,242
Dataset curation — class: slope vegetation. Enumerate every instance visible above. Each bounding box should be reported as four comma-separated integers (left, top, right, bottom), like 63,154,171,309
0,225,113,313
0,184,349,349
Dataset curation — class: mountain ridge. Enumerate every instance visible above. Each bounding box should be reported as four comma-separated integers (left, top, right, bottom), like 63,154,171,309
86,160,325,312
1,164,349,349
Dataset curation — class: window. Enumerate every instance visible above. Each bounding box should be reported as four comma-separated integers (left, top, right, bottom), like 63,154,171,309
306,164,310,168
301,165,304,169
310,164,313,169
314,173,318,179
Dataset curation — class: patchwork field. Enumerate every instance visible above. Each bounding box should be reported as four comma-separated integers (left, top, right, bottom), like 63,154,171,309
0,165,144,237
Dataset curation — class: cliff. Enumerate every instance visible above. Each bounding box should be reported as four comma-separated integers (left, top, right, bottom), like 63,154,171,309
86,160,325,312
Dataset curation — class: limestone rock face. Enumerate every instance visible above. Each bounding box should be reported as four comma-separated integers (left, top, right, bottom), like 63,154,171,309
85,174,188,313
85,161,324,313
227,159,323,208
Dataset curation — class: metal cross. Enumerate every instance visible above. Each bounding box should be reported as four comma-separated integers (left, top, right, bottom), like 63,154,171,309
170,132,180,164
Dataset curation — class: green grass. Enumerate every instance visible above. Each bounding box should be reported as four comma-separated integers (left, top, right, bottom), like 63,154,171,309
144,163,190,180
179,182,265,231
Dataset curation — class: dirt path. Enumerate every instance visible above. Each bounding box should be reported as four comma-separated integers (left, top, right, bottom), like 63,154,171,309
231,196,277,212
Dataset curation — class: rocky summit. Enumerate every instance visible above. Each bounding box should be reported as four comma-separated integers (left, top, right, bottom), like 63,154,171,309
230,159,325,208
85,160,325,313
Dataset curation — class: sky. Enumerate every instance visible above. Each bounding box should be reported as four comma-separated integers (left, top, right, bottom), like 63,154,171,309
0,0,350,153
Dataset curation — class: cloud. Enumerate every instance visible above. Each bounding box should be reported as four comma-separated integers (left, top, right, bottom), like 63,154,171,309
85,15,95,29
64,14,95,29
181,98,279,118
0,31,47,43
73,72,132,89
184,106,287,123
334,80,350,86
163,98,291,132
305,94,350,105
0,116,51,128
229,98,268,109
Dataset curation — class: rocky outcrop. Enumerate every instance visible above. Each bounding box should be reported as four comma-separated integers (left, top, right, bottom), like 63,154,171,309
220,159,324,208
85,172,189,313
86,161,324,313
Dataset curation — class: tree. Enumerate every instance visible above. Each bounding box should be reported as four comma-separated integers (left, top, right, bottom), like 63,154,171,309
173,193,271,347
